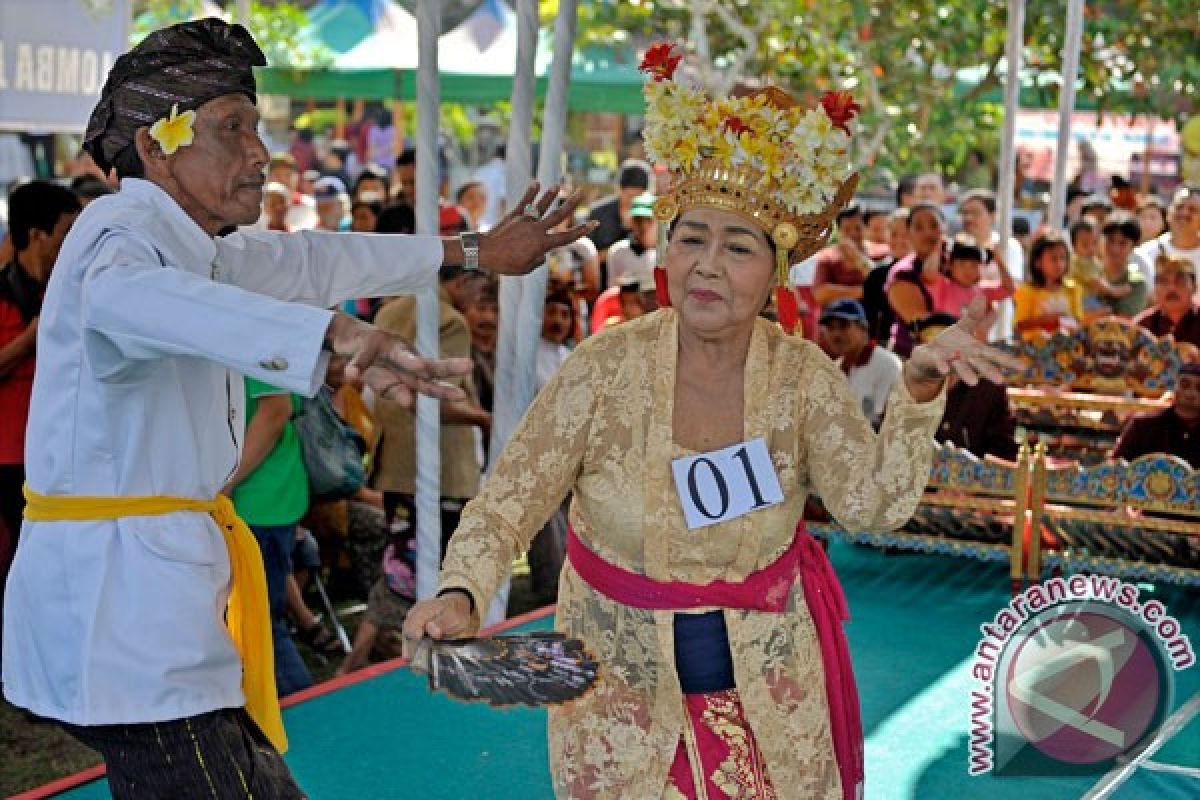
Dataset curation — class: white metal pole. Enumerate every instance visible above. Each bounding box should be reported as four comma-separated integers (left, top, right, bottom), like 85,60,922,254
483,0,539,625
995,0,1025,250
538,0,577,191
1047,0,1086,229
510,0,577,421
413,0,442,601
489,0,539,468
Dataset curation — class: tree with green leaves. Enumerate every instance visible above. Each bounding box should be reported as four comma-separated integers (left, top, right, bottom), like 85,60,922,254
555,0,1199,183
132,0,332,69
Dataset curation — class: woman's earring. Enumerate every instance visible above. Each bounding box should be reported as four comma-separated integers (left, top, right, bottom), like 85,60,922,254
654,267,671,308
652,199,675,309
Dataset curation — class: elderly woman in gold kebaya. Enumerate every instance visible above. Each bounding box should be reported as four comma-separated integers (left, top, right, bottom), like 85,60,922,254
405,43,1017,800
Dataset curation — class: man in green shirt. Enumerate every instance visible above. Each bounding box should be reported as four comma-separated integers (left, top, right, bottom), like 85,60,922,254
1096,212,1149,318
224,376,314,695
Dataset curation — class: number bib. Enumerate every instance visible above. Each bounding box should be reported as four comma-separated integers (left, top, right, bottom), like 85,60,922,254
670,437,784,530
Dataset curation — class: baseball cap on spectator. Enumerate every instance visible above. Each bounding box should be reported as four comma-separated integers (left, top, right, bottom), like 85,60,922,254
618,159,652,191
263,181,290,198
630,193,656,218
313,176,346,200
819,299,867,326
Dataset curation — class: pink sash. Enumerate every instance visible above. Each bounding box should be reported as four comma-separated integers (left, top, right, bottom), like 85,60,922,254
566,523,864,800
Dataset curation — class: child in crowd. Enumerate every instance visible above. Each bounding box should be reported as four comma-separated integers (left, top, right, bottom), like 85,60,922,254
863,208,890,254
929,233,1014,324
618,271,657,325
1093,212,1149,318
591,270,657,331
1137,197,1168,244
1015,230,1083,340
1068,218,1106,315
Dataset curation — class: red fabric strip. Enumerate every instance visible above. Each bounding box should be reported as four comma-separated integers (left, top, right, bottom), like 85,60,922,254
566,527,805,612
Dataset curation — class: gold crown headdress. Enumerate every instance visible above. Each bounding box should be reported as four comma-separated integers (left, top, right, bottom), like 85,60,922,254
639,42,860,332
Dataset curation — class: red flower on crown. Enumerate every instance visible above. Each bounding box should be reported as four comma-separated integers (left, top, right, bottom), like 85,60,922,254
639,42,682,83
820,91,861,133
723,116,750,136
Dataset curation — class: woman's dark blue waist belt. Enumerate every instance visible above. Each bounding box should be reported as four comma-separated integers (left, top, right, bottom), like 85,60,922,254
673,610,736,694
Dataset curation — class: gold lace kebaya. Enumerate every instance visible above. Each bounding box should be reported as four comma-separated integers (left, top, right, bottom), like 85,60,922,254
436,41,943,800
438,313,945,799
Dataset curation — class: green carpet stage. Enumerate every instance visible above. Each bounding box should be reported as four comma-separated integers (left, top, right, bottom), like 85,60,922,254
19,542,1199,800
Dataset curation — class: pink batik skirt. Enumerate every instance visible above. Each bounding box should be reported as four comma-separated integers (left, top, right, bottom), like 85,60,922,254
665,688,777,799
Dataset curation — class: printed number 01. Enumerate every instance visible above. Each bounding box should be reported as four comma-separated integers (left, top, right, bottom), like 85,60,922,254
685,446,770,520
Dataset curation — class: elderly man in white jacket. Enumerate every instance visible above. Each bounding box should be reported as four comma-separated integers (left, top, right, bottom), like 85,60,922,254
1,19,592,800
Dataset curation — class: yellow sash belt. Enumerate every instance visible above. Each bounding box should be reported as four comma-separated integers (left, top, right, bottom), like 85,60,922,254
22,487,287,752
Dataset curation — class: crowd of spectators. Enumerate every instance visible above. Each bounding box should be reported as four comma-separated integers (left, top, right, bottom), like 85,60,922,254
2,126,1199,683
789,173,1200,475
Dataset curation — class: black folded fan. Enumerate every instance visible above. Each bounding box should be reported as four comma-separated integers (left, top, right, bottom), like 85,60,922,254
408,632,599,707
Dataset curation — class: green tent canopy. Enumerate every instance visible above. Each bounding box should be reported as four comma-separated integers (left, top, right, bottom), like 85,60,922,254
259,0,645,114
255,63,644,114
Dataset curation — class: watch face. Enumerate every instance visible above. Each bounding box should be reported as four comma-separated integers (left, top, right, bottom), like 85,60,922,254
461,232,480,268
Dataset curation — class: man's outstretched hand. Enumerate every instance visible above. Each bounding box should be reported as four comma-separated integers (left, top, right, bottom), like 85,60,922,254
324,312,470,407
468,183,598,276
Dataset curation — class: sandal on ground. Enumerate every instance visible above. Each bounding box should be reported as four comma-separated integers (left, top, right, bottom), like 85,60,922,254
298,620,343,656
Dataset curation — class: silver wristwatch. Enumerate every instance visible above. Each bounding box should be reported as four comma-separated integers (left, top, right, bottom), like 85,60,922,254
460,231,481,271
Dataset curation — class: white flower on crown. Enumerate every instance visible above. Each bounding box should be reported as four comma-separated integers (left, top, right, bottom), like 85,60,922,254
639,42,859,218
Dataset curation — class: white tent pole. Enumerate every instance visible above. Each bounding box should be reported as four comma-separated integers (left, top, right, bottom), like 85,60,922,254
994,0,1025,251
483,0,539,625
489,0,538,468
1048,0,1087,229
540,0,578,194
510,0,577,419
413,0,442,601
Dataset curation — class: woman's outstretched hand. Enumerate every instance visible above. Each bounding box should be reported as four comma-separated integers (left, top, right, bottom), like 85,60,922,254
904,297,1023,398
